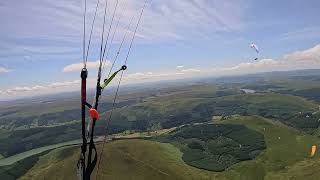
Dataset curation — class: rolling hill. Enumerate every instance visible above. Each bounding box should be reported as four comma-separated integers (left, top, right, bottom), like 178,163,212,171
13,116,320,180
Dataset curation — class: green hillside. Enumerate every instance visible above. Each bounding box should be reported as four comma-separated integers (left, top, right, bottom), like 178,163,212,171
215,116,320,180
20,140,217,180
158,123,266,171
16,116,320,180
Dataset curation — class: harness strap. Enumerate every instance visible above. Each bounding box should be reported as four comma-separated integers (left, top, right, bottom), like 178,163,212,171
80,68,88,179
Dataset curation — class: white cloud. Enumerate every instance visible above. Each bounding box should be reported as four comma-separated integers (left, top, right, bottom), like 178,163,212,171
0,67,12,74
283,44,320,62
208,44,320,75
10,87,32,92
176,65,184,69
0,0,247,58
122,67,204,83
47,80,80,88
63,60,111,72
175,72,185,75
31,85,46,90
180,68,201,73
0,80,82,96
137,0,246,42
3,44,320,99
123,71,173,82
176,66,201,74
216,59,279,73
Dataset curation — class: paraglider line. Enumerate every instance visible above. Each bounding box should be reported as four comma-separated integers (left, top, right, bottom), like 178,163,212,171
85,0,101,65
95,1,149,179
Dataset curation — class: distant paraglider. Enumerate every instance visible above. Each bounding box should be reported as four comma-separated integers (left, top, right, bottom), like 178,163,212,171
310,145,317,157
250,43,259,61
250,43,259,53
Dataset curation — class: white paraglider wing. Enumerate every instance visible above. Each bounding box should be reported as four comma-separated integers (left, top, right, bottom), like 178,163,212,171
249,43,259,60
250,43,259,53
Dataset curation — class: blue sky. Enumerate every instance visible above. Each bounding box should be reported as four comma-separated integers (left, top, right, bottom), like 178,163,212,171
1,0,320,99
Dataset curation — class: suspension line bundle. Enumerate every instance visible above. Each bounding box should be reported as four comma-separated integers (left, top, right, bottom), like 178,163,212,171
76,0,149,179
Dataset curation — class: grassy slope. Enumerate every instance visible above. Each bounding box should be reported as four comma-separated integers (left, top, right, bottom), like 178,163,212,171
204,93,320,133
21,116,320,180
0,151,50,180
109,85,221,130
113,92,318,129
20,140,219,180
216,116,320,180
